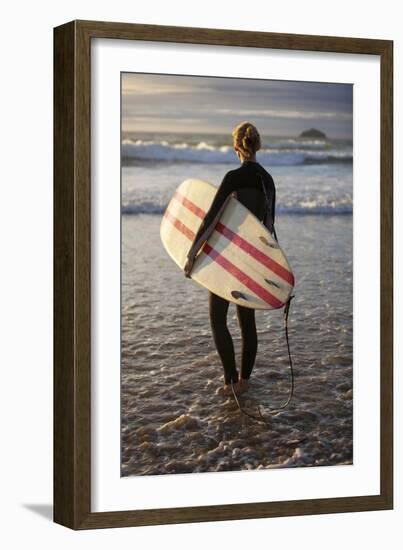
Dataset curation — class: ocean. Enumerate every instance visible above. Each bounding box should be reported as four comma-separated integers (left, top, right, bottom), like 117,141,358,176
121,132,353,476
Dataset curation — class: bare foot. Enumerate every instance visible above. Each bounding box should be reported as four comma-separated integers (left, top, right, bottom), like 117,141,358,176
216,382,241,396
237,378,249,394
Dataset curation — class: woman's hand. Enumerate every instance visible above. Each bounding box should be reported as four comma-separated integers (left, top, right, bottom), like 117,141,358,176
184,255,195,278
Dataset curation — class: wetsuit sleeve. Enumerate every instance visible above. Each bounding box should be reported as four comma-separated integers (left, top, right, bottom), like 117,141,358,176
187,173,235,259
271,185,278,242
262,176,278,241
271,184,276,226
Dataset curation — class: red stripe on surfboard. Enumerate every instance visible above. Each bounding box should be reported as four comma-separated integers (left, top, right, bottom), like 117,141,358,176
202,243,284,308
164,208,284,308
164,209,195,241
215,222,295,286
173,190,294,286
173,190,205,219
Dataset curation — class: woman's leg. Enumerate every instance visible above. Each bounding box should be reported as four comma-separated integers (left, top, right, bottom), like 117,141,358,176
209,292,239,385
236,305,258,381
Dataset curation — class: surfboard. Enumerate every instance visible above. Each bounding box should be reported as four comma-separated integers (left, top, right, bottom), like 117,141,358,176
160,178,295,310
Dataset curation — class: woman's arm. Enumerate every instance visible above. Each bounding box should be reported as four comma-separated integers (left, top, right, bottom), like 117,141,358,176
184,174,235,277
261,173,278,243
271,185,278,242
184,193,234,277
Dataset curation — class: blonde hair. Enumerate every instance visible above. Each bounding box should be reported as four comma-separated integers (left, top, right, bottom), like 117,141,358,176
232,121,261,158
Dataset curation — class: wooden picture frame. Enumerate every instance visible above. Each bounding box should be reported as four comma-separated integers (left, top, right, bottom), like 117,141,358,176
54,19,393,529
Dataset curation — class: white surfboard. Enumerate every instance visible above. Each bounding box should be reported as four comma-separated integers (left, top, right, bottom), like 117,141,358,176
160,178,295,310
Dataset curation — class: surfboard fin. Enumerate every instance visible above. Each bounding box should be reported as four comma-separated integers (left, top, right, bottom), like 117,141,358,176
259,236,279,248
264,278,281,289
231,290,247,300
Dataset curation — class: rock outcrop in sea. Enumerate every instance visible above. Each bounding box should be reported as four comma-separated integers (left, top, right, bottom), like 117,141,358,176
299,128,327,139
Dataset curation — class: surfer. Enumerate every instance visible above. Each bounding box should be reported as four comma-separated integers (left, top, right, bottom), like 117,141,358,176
184,122,277,396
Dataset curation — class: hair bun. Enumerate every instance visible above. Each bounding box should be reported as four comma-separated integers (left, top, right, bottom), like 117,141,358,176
232,121,261,158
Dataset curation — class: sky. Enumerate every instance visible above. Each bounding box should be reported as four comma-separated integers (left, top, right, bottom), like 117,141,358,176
122,73,353,139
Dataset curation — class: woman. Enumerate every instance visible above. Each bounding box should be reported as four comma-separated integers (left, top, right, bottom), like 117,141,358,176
184,122,277,396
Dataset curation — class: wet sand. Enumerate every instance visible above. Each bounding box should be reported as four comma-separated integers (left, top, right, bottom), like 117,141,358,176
121,213,353,476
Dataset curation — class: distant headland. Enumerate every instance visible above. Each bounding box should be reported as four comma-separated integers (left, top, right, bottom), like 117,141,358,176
299,128,327,139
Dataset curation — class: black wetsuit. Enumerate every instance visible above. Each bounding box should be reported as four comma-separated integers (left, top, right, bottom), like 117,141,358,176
189,160,277,384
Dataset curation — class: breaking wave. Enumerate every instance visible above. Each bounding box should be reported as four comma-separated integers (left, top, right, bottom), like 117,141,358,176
122,139,352,166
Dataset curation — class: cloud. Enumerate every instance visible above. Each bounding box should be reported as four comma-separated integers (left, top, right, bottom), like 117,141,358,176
215,108,352,120
121,73,353,138
122,73,225,96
